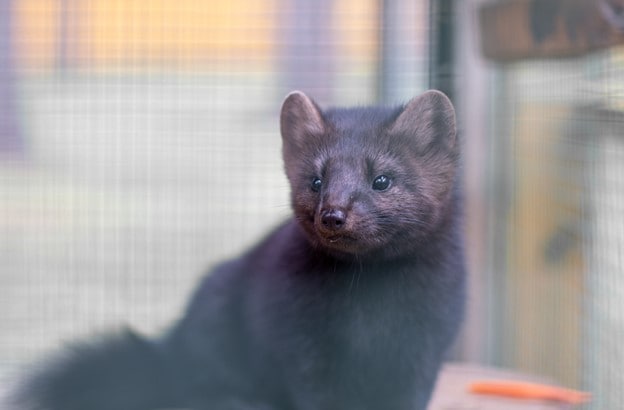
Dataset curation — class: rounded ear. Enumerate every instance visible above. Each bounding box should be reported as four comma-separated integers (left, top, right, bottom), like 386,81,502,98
389,90,457,151
280,91,325,149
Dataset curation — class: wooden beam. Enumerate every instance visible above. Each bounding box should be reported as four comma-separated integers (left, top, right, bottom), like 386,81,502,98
480,0,624,62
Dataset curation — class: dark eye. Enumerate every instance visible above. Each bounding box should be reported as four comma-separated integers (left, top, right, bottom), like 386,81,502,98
372,175,391,191
311,177,322,192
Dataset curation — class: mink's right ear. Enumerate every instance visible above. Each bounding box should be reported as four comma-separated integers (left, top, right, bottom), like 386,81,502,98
280,91,326,183
280,91,325,151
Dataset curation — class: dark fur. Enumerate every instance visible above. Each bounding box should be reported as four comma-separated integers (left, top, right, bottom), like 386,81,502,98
10,90,465,410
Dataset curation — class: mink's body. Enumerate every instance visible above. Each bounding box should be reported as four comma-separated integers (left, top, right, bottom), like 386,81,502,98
12,90,465,410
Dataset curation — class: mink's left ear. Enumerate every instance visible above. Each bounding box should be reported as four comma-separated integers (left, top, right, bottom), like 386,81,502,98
389,90,457,152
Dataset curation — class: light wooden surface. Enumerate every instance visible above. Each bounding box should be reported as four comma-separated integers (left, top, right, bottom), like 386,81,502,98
430,363,576,410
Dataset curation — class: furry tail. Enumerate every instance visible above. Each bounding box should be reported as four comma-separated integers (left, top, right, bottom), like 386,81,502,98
9,330,184,410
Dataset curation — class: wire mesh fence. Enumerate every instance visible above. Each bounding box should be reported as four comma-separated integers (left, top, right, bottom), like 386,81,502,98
3,1,624,408
0,0,430,384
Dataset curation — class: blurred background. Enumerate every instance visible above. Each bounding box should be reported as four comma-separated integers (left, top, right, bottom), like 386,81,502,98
1,0,623,408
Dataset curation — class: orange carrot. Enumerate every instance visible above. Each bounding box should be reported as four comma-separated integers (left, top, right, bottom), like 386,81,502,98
468,380,591,405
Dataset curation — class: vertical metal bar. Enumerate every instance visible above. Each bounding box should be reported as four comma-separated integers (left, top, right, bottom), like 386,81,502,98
429,0,455,99
0,0,23,155
377,0,427,104
279,0,335,103
377,0,390,104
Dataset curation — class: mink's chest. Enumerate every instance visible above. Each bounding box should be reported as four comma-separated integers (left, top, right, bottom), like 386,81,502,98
310,267,437,405
329,266,431,363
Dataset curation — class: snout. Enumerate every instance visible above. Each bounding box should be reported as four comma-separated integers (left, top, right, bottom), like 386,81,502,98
320,208,347,231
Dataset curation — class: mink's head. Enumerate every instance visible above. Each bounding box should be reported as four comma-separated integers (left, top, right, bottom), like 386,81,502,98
280,90,459,260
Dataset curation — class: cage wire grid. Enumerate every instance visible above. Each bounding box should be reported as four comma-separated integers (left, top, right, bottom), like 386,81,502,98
0,0,429,386
486,47,624,409
3,2,624,409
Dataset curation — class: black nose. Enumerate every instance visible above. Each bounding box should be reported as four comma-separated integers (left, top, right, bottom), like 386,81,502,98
321,209,347,230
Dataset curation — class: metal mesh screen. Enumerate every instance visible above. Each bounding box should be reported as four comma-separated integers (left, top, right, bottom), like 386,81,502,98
6,2,624,408
0,0,431,388
486,44,624,409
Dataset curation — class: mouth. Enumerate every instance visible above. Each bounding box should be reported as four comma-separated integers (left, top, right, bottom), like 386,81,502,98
301,215,363,251
327,233,357,241
321,233,358,248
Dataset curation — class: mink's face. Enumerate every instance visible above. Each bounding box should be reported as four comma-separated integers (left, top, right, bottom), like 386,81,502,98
280,91,458,259
290,135,423,257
